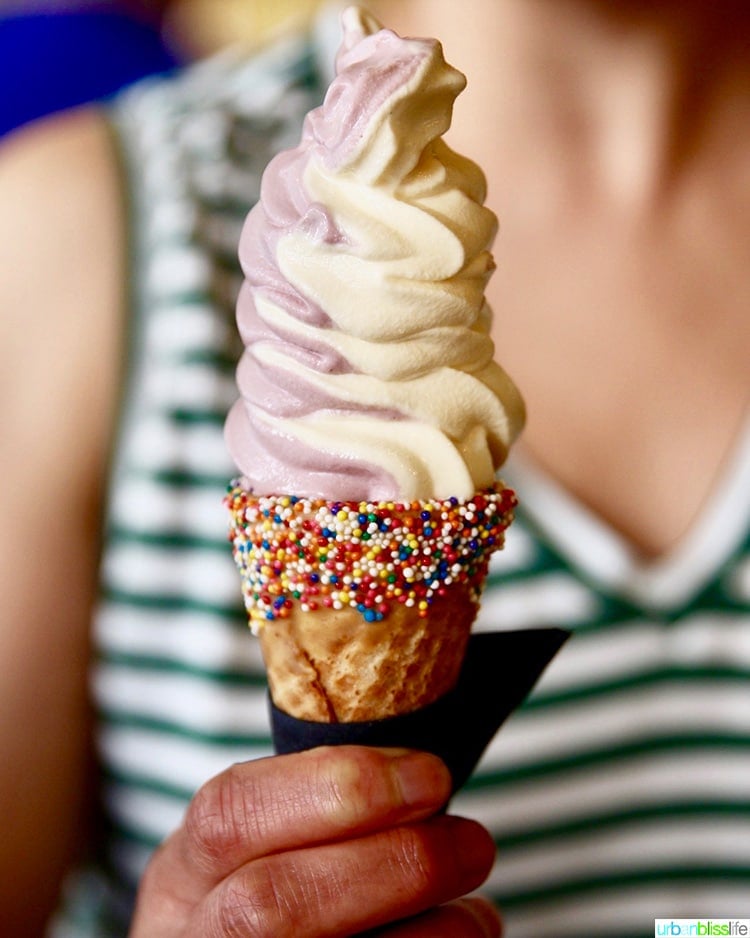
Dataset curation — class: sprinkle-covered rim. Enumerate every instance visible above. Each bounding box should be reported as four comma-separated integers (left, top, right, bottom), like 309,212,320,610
225,481,516,629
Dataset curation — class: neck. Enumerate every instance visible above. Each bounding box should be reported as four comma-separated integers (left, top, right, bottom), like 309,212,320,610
374,0,750,210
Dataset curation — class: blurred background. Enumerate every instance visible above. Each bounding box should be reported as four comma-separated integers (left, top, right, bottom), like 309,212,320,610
0,0,324,137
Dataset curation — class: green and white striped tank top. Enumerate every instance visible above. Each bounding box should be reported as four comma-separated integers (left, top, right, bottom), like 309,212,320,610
58,28,750,938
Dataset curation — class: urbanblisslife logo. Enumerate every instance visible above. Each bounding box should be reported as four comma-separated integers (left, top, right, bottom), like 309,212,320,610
655,922,750,936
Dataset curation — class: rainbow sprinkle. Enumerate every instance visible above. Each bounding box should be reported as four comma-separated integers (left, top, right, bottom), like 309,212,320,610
225,482,516,630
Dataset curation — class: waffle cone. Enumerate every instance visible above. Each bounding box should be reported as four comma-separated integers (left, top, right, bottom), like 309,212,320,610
225,483,516,724
258,584,478,722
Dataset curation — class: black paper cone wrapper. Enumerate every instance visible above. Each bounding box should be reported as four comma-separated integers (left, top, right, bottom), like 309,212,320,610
270,628,569,794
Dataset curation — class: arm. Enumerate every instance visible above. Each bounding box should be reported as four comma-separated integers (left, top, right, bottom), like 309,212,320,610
0,108,124,934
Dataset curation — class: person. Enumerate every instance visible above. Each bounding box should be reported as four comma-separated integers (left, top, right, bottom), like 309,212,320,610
1,0,748,935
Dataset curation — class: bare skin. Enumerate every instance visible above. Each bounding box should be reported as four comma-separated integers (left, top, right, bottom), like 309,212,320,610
1,0,749,933
130,746,499,936
379,0,750,557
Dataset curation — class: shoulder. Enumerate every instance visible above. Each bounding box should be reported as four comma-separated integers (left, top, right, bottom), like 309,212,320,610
0,105,123,307
0,105,120,233
0,105,124,503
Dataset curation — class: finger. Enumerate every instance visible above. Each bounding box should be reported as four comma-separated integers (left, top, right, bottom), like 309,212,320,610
141,746,450,908
192,815,496,938
363,897,503,937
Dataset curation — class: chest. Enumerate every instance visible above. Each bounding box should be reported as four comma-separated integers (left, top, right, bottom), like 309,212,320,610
488,212,750,557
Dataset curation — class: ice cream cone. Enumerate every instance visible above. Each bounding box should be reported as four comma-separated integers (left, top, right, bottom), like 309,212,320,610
224,9,525,729
258,585,478,721
226,483,516,722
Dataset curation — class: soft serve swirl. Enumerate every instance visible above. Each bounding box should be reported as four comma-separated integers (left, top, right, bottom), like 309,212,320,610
225,6,525,500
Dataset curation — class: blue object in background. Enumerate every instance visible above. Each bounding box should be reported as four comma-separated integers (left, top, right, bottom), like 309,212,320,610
0,6,181,137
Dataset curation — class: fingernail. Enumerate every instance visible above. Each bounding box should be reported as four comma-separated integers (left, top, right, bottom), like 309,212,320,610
391,751,451,809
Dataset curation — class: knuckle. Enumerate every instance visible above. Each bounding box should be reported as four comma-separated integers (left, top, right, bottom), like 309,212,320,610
380,818,491,908
383,825,442,902
209,863,291,938
215,875,276,938
307,745,396,828
184,764,262,871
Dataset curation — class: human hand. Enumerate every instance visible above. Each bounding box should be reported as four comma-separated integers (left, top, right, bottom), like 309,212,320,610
129,745,500,937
